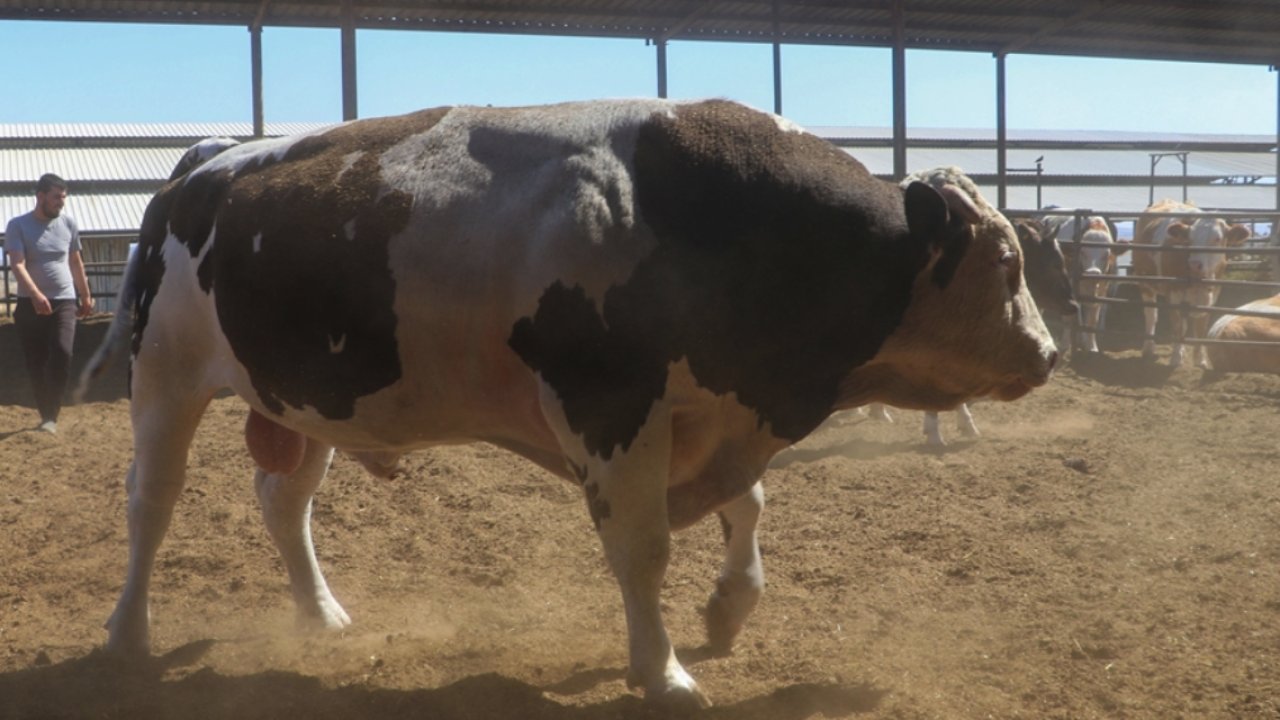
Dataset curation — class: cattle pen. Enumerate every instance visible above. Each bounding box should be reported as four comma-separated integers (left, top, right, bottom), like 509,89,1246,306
1004,207,1280,363
6,209,1280,369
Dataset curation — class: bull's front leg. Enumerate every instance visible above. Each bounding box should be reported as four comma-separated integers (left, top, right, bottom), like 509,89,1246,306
254,438,351,632
539,386,709,709
1190,309,1213,369
706,481,764,656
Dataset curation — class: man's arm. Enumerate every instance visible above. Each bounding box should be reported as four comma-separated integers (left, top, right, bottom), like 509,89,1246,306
69,249,93,317
8,250,52,315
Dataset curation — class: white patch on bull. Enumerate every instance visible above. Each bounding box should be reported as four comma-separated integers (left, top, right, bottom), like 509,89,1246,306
337,151,363,182
769,114,807,135
189,125,338,179
252,233,263,254
329,333,346,354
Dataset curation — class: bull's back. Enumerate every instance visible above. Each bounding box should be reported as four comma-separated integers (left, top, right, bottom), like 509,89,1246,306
143,102,673,452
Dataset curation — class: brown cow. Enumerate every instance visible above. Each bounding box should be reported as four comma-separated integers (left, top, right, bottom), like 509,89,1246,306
1131,200,1250,367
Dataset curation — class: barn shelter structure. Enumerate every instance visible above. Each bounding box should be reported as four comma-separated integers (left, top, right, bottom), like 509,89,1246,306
3,0,1280,210
3,1,1280,332
0,122,329,312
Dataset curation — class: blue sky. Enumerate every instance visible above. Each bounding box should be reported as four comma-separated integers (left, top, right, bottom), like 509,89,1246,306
2,20,1278,134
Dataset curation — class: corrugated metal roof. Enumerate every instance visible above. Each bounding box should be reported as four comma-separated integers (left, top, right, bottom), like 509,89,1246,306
0,122,332,141
0,147,186,184
2,1,1279,66
0,193,153,235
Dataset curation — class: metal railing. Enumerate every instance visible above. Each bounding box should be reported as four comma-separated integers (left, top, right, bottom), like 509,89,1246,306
1,260,128,316
1005,207,1280,359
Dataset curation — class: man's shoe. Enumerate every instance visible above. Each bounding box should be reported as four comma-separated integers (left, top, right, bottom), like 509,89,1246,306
38,420,57,434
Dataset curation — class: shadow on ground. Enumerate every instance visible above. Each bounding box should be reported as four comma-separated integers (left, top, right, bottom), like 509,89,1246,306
0,643,886,720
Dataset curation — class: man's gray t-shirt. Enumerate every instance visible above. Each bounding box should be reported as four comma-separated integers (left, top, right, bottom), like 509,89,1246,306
4,211,81,300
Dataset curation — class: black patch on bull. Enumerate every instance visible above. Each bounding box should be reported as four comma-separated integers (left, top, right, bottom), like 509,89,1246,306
130,182,183,364
511,100,960,459
165,108,450,418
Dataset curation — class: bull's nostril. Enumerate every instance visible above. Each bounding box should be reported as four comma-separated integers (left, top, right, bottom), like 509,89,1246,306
1047,351,1059,373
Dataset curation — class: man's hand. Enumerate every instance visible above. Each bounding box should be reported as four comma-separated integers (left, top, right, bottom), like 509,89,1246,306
77,295,94,318
32,293,52,315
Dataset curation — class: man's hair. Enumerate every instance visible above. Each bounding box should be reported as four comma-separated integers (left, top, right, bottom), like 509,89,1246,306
36,173,67,195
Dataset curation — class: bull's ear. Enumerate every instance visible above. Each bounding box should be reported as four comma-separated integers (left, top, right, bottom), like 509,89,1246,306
1015,222,1041,248
1226,223,1251,247
904,181,972,289
904,181,948,249
1166,222,1191,244
1112,238,1132,256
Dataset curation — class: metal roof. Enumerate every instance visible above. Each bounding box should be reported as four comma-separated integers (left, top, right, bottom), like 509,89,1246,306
0,147,186,185
0,193,153,236
0,122,334,145
3,1,1280,66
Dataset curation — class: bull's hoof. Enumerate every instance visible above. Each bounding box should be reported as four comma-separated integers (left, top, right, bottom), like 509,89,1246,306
704,595,741,657
635,678,712,712
654,684,713,712
296,595,353,632
627,667,712,711
103,608,151,658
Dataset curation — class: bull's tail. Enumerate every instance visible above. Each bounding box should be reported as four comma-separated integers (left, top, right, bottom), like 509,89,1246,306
74,245,140,403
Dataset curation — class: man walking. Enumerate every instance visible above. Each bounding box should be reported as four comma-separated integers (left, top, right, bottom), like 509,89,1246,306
5,173,93,433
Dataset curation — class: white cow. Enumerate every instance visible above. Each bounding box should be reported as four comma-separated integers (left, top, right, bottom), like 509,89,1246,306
80,100,1056,708
1040,211,1127,354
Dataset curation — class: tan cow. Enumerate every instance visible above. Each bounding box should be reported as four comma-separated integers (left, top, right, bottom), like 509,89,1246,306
1131,200,1250,367
1206,294,1280,373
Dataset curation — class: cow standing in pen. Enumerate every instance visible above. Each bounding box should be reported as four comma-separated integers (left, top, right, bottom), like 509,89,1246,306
1040,211,1126,354
80,99,1056,708
1132,200,1250,368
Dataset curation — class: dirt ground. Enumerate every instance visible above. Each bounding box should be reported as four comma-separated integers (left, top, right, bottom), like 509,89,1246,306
1,315,1279,720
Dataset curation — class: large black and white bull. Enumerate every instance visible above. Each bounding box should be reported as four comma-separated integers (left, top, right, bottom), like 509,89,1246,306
82,99,1057,708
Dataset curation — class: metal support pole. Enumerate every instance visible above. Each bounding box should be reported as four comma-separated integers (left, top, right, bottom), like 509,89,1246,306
656,39,668,98
996,52,1007,209
772,0,782,115
250,24,264,138
1274,65,1279,211
891,0,907,181
341,0,357,120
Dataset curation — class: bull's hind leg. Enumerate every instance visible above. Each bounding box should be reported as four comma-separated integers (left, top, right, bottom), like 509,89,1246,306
538,386,709,709
254,438,351,631
106,388,212,656
705,481,764,656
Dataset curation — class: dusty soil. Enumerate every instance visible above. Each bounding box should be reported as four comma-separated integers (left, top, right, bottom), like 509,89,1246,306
2,316,1279,719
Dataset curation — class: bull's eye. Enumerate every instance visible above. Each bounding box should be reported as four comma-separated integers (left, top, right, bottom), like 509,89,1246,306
999,250,1017,266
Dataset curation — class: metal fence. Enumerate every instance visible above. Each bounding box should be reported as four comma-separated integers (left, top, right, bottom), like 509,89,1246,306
2,232,133,316
4,216,1280,366
1005,208,1280,358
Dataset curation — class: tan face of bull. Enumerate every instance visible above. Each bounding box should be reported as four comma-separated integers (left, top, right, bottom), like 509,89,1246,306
843,212,1057,410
